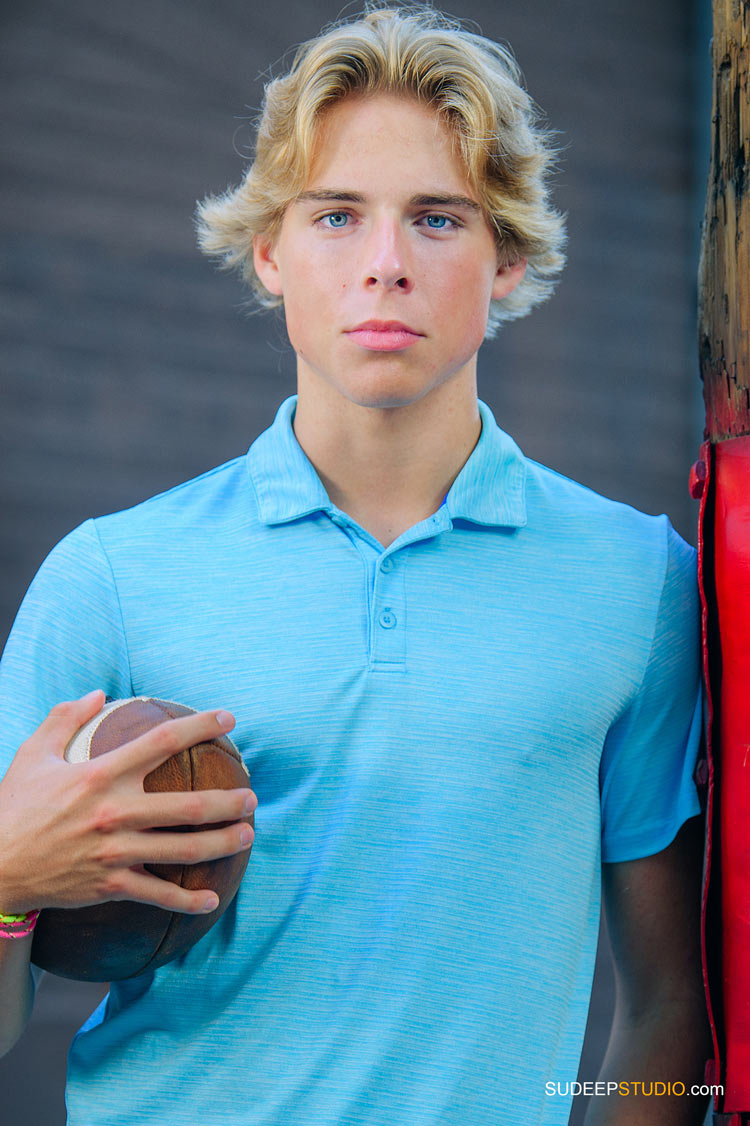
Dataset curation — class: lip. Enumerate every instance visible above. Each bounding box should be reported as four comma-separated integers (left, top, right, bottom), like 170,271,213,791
345,319,424,352
350,320,423,333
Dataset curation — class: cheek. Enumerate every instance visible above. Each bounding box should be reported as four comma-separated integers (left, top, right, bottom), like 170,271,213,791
281,272,336,357
279,281,310,350
290,276,349,353
286,250,346,303
441,262,493,329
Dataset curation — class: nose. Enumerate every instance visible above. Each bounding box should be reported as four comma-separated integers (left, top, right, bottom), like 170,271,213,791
361,214,414,293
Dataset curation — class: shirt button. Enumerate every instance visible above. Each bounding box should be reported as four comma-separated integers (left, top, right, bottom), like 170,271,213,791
378,608,397,629
380,557,394,572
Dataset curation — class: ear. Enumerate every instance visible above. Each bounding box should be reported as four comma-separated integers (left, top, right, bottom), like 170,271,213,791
491,257,527,302
253,233,283,297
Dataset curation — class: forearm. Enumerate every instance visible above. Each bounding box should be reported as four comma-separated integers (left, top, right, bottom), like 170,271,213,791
583,998,711,1125
0,931,39,1058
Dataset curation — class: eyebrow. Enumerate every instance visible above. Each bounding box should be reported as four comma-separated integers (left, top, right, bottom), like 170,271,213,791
295,189,482,213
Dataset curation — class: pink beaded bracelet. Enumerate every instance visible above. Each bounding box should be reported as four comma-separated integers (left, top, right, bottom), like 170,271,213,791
0,909,40,939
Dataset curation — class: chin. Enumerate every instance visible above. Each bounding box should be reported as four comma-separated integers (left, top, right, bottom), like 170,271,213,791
340,379,435,411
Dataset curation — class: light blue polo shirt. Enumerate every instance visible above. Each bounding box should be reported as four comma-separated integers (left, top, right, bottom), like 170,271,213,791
0,395,702,1126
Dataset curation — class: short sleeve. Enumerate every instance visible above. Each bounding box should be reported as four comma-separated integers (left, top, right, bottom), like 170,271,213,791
599,518,704,863
0,519,133,782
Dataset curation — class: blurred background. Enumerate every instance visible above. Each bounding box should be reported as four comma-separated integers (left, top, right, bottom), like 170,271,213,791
0,0,711,1121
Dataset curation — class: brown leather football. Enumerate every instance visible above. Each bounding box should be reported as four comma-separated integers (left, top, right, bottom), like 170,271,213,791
30,696,253,982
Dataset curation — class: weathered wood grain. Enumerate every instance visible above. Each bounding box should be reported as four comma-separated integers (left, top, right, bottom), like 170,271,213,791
698,0,750,440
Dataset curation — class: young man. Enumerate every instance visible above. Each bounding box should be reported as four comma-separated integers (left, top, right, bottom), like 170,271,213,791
0,5,710,1124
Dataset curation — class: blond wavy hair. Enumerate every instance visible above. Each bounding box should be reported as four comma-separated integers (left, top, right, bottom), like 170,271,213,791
195,2,566,338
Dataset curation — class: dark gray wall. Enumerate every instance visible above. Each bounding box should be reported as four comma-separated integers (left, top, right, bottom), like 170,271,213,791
0,2,709,1122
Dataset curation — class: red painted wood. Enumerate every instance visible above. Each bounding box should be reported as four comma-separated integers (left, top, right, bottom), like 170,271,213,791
713,437,750,1111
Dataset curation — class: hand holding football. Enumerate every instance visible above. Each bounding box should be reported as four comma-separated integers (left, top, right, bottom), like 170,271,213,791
30,696,254,981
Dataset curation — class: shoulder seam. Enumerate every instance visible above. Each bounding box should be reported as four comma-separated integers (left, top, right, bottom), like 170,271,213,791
524,456,664,522
88,518,135,697
117,455,247,512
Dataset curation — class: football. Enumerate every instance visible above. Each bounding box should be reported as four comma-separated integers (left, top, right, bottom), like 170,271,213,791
30,696,253,981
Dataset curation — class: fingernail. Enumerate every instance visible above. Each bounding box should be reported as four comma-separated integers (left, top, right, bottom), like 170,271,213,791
239,827,252,846
216,710,234,730
203,895,219,913
244,796,256,814
81,689,103,702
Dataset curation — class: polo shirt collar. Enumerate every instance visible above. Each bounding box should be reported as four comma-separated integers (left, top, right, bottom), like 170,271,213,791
248,394,527,529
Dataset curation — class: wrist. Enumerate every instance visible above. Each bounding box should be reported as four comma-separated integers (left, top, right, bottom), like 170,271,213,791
0,865,41,916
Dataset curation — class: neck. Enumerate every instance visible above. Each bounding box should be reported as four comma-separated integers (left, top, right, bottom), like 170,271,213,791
292,363,482,547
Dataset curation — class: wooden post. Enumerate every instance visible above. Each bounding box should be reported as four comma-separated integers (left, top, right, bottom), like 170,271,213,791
698,0,750,440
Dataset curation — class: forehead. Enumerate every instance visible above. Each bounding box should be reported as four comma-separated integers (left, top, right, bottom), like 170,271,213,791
305,92,472,194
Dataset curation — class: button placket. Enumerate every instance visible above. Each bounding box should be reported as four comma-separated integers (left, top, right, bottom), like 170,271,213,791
371,552,406,669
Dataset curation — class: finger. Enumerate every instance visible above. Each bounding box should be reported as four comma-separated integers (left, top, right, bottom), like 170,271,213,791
121,787,257,830
107,821,254,869
25,690,106,759
100,709,237,779
108,868,225,915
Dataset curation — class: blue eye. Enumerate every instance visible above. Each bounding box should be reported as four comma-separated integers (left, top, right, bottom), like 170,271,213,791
315,210,458,231
322,212,349,228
